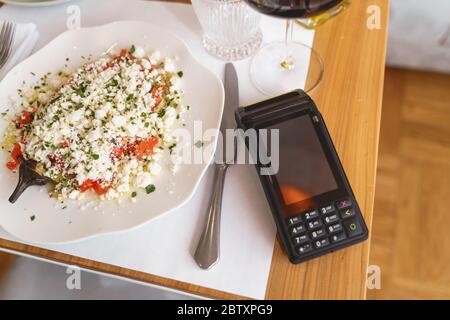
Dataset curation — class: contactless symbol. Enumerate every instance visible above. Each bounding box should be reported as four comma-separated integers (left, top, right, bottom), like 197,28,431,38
349,223,357,231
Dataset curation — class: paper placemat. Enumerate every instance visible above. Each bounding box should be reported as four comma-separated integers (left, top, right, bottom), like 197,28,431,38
0,0,314,299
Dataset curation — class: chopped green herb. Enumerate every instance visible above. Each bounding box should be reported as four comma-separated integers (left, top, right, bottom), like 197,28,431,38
92,154,100,160
158,110,166,118
131,191,137,197
30,215,36,221
49,96,61,105
106,79,119,88
22,125,31,134
177,71,184,78
74,83,87,97
145,184,156,194
195,140,204,148
129,45,136,54
169,143,177,154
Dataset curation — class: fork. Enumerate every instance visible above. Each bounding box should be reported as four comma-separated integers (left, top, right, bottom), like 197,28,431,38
0,21,16,70
9,156,53,204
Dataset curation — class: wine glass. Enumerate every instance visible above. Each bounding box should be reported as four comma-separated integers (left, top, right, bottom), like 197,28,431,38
244,0,350,96
192,0,263,61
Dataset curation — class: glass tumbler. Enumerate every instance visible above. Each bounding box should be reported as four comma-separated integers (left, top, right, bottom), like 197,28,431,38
192,0,263,61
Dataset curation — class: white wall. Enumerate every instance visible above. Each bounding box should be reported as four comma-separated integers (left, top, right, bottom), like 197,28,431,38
387,0,450,73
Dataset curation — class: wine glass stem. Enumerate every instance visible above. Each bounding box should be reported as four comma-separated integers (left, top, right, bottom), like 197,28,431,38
281,19,295,70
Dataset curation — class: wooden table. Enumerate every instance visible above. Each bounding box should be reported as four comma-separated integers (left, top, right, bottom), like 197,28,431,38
0,0,388,299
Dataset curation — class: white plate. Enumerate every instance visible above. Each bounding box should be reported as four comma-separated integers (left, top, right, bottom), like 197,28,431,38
0,21,224,244
1,0,73,6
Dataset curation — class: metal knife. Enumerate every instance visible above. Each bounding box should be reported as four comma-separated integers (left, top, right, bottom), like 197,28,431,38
193,63,239,270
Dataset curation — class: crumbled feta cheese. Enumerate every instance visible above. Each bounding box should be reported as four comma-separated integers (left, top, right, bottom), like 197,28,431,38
117,183,130,193
149,163,162,176
3,45,187,202
106,189,118,200
68,109,84,122
71,93,82,103
163,58,176,72
38,92,49,104
134,46,145,59
149,51,162,65
95,109,107,120
141,59,152,70
112,115,126,127
136,172,152,188
69,190,80,200
102,102,112,113
86,129,102,142
126,124,138,136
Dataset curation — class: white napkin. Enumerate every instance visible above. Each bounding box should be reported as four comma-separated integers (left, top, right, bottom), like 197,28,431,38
0,22,39,80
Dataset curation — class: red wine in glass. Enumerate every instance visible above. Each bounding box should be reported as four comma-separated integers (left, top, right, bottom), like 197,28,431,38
245,0,348,96
244,0,344,19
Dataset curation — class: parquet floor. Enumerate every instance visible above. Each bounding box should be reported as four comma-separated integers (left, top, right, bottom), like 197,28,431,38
368,67,450,299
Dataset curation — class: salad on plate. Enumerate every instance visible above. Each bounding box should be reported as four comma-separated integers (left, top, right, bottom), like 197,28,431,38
2,45,186,203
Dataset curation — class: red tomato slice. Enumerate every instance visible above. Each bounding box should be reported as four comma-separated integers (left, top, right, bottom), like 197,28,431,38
100,49,132,72
6,160,20,170
6,144,22,171
119,49,131,58
79,179,112,195
140,66,154,73
11,143,22,160
92,180,111,195
60,139,71,148
111,145,124,161
135,136,158,159
79,179,95,192
150,86,166,110
110,137,136,162
17,111,33,128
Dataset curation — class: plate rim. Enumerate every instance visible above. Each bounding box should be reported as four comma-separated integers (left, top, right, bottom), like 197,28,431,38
0,20,224,245
1,0,73,7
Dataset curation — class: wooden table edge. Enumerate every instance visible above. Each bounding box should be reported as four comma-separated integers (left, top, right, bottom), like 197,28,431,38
0,242,248,299
360,5,389,300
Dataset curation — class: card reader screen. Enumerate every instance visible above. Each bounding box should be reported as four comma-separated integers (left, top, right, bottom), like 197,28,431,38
269,115,338,206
